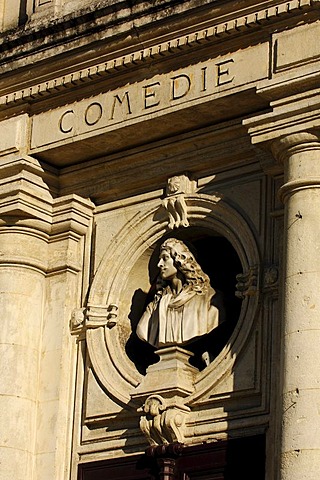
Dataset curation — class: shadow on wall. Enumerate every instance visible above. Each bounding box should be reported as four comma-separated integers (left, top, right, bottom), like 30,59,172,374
19,0,28,25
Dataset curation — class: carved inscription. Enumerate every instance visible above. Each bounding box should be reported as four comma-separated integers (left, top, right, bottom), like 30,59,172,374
56,59,234,136
31,44,269,149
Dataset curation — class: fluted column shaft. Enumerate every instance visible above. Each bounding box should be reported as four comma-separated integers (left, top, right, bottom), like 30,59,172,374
272,132,320,479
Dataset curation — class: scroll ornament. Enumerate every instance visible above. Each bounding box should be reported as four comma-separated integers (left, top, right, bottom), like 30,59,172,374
163,175,195,229
138,394,190,446
70,304,119,333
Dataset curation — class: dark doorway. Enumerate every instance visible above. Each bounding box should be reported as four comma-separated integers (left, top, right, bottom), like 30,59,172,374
78,434,265,479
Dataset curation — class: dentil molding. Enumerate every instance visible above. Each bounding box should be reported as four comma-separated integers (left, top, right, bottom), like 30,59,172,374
1,0,318,109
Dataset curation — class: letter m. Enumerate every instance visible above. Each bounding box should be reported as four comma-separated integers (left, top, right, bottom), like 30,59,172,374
110,92,132,120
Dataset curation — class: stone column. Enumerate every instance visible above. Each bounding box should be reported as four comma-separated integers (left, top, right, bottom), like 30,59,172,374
0,154,53,480
271,132,320,479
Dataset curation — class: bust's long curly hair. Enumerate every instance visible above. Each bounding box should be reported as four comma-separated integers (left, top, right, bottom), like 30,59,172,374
158,238,211,295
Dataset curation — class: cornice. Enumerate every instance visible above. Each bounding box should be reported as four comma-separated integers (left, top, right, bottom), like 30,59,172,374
0,0,319,111
243,88,320,146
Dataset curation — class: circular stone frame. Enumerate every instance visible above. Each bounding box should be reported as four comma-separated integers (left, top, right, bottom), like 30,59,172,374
86,193,260,407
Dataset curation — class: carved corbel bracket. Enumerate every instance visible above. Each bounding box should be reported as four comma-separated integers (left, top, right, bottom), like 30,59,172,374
235,266,258,299
138,394,190,446
70,307,86,334
163,174,195,230
70,303,119,334
86,304,119,329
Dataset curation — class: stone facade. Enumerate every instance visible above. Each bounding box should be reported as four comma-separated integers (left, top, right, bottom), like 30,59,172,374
1,1,320,479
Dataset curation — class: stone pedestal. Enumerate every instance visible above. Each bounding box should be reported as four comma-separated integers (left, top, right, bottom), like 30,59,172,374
132,346,197,446
132,346,197,400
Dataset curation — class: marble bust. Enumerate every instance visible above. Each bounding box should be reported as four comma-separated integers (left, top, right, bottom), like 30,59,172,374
136,238,220,348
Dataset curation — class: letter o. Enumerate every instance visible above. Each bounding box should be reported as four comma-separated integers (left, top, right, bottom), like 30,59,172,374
85,102,103,126
59,109,74,134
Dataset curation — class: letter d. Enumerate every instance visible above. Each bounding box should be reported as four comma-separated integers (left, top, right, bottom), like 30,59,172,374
171,74,191,100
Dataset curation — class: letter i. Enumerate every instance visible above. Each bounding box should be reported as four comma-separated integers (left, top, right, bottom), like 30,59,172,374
201,67,207,92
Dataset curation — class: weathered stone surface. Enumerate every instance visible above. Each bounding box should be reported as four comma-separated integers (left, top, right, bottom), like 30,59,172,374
1,1,320,479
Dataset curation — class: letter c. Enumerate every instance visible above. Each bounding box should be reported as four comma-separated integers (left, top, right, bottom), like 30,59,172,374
59,110,74,134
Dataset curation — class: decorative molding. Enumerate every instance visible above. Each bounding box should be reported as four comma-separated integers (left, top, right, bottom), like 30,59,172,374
243,90,320,147
0,157,94,276
0,155,55,231
51,194,95,237
1,0,318,109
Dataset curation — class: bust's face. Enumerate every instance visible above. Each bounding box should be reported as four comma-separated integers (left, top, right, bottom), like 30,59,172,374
157,250,177,280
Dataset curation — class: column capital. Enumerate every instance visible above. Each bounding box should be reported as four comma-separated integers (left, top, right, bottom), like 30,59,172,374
0,155,95,235
0,155,57,232
243,89,320,175
271,131,320,163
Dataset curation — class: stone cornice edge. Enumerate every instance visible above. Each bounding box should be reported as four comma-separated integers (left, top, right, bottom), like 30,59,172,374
1,0,319,110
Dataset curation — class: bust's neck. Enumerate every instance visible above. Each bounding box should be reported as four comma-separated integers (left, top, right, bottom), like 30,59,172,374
169,276,183,296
